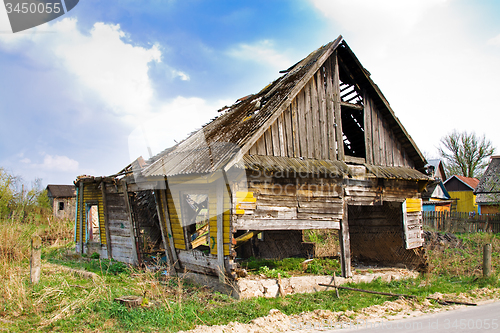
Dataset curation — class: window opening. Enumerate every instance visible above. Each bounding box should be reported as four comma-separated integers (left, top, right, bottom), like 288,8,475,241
58,201,64,211
181,193,209,250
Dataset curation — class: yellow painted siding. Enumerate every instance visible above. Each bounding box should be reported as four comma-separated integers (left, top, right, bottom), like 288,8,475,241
76,183,106,245
167,189,186,250
405,198,422,212
449,191,477,213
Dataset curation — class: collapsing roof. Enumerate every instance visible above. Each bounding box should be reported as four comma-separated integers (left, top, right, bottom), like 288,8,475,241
142,35,426,179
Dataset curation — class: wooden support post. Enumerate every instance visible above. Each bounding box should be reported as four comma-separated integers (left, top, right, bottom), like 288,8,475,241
78,182,84,254
340,201,351,277
101,182,112,259
216,178,225,282
30,235,41,284
122,183,139,265
332,51,345,161
154,189,178,273
161,187,180,269
483,243,492,278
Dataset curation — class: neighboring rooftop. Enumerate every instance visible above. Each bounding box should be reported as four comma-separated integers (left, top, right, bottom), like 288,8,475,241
46,184,76,198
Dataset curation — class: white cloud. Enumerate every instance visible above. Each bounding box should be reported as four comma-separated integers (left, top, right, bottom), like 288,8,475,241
0,18,163,119
20,158,31,164
228,40,292,71
487,34,500,46
128,96,231,162
37,154,79,172
172,70,190,81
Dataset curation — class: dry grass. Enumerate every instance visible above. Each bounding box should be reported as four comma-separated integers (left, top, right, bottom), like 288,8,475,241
427,232,500,277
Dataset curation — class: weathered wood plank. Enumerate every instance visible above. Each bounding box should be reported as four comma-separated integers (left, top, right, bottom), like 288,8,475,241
297,89,308,157
277,113,287,157
291,98,300,158
122,184,139,265
340,201,351,277
265,127,273,155
317,69,328,160
234,217,341,230
216,179,225,281
332,52,344,161
284,107,294,157
271,120,281,157
304,81,315,158
325,57,337,160
101,183,112,258
310,74,321,159
363,92,373,164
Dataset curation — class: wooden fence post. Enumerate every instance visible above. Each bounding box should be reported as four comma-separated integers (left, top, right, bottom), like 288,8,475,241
30,234,42,284
483,244,492,278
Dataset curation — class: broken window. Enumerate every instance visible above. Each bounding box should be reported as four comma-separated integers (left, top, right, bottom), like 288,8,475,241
181,193,209,250
339,68,366,159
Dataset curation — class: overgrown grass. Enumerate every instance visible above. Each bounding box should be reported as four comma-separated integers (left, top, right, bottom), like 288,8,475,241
0,208,499,331
240,256,341,278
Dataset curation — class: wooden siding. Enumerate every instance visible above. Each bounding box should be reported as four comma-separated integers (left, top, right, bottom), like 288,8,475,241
104,187,136,264
449,191,478,213
247,52,415,168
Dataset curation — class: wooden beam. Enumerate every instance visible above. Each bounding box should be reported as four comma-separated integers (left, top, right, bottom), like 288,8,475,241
79,182,84,253
160,186,180,269
154,189,175,272
122,183,139,265
340,101,363,110
101,183,112,259
216,179,225,282
339,200,351,277
234,218,340,230
333,52,345,161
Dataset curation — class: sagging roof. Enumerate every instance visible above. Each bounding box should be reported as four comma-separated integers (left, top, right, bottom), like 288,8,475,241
475,156,500,204
244,155,428,181
142,35,426,178
46,184,76,198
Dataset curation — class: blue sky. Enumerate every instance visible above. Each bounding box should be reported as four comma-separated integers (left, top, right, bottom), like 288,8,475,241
1,0,500,187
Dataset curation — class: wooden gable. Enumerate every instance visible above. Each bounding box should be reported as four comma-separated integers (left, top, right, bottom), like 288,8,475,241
247,43,419,169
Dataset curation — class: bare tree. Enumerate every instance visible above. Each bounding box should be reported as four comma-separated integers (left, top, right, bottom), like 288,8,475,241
438,130,495,179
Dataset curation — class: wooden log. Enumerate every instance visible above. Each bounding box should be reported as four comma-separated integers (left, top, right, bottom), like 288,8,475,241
317,284,477,306
30,235,41,284
483,243,492,277
216,179,225,282
340,200,351,277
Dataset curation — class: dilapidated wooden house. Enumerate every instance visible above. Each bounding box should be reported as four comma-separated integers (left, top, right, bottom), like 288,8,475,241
46,184,76,219
74,36,429,278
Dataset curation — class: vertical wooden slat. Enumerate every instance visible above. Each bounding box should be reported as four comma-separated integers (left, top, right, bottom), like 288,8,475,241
333,52,345,161
298,90,308,157
291,98,300,157
310,74,321,159
363,92,373,164
325,58,337,160
216,179,225,282
317,69,328,159
78,182,84,253
271,121,281,157
248,142,258,155
340,200,351,277
264,127,273,155
101,183,112,259
277,114,287,156
305,81,315,158
122,183,139,265
160,188,180,268
284,107,294,157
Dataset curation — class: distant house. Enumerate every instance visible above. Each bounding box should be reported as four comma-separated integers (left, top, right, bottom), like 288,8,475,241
443,175,479,213
46,184,76,219
474,156,500,214
422,160,451,212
